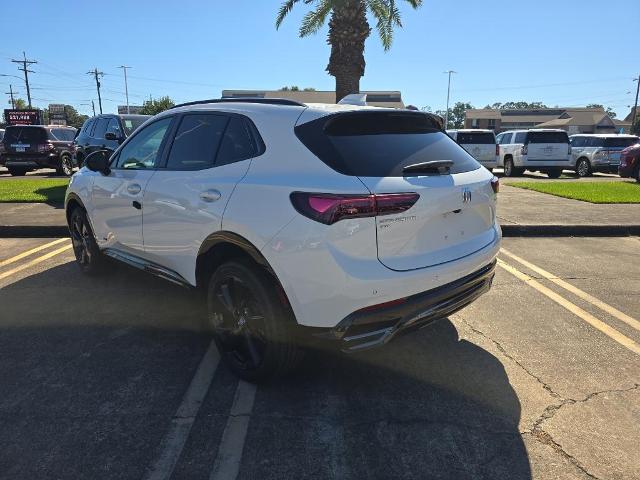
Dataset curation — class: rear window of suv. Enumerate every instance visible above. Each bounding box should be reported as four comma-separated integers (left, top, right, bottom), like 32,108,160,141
295,111,480,177
3,126,47,144
456,132,495,144
527,131,569,144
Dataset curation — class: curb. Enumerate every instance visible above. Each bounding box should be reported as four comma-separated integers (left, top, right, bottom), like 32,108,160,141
501,224,640,237
1,224,639,239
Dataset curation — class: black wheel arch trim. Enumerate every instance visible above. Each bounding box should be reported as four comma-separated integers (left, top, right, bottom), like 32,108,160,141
197,231,274,275
65,192,87,223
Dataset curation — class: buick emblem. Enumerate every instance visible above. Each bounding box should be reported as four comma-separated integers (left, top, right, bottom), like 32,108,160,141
462,188,472,203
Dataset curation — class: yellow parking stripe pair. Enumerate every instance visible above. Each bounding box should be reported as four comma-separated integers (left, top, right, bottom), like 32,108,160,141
0,238,73,281
498,249,640,356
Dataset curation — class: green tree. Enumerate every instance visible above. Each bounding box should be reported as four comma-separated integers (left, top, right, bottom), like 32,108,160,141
586,103,617,119
140,96,175,115
276,0,423,102
64,105,89,129
484,101,548,110
8,98,27,109
436,101,473,129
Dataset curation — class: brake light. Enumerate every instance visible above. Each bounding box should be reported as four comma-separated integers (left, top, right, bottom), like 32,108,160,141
37,142,55,153
491,176,499,194
495,144,499,156
290,192,420,225
521,145,528,155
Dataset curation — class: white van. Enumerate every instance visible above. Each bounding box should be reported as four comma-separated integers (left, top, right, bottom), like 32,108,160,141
496,129,571,178
447,129,498,170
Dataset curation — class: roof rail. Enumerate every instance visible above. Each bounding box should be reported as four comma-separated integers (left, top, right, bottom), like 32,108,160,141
170,97,306,110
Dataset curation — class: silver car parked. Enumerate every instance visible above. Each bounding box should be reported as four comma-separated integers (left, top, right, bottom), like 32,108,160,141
570,134,639,177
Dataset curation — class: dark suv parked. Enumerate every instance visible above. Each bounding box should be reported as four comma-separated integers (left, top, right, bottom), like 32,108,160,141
73,114,149,167
1,125,77,176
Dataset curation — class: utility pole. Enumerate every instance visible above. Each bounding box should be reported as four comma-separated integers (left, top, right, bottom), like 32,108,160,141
5,85,18,109
87,68,104,114
11,51,37,108
91,100,96,116
443,70,456,129
118,65,131,114
632,76,639,134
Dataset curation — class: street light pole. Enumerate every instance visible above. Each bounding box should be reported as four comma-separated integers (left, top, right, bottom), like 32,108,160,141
443,70,456,129
632,76,639,134
118,65,131,114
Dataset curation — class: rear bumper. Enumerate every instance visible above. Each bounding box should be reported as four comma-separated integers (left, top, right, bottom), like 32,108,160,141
315,261,496,352
3,154,59,169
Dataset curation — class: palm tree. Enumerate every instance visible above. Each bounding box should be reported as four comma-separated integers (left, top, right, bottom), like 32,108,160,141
276,0,422,102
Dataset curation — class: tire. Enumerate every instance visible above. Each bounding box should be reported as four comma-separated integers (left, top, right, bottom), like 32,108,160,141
547,169,563,179
207,260,302,383
575,158,591,177
503,157,516,177
57,154,74,177
69,207,106,275
7,167,27,176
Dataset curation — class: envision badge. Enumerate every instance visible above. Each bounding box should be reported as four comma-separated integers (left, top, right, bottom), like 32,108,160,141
462,188,472,203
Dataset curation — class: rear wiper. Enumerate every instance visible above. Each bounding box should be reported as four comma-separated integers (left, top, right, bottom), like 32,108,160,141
402,160,454,175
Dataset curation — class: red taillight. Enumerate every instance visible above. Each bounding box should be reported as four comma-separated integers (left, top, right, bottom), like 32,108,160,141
491,176,499,194
290,192,420,225
495,144,499,156
37,142,54,153
358,297,407,313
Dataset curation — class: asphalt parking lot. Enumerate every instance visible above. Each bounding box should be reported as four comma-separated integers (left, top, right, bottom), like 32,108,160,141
0,236,638,480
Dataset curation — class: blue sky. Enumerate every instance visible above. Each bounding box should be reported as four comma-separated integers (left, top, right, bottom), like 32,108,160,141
0,0,638,118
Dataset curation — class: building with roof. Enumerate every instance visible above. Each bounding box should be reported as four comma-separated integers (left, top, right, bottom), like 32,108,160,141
221,90,404,109
465,107,621,134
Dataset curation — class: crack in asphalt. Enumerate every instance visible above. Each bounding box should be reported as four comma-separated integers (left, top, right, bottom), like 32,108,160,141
456,314,640,480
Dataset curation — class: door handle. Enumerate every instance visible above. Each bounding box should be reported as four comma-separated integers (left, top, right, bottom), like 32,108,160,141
200,189,222,203
132,201,142,210
127,183,142,195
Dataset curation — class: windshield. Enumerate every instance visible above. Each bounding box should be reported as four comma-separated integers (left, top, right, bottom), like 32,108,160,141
2,126,47,144
121,116,148,136
456,132,495,145
296,111,480,176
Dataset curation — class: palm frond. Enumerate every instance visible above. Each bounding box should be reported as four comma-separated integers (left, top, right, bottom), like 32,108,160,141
276,0,302,29
299,0,333,37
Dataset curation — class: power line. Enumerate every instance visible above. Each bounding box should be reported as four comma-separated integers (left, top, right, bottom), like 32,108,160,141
87,68,104,114
11,51,37,108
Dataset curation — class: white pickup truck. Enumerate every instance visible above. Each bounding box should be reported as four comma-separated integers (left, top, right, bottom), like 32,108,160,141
496,129,571,178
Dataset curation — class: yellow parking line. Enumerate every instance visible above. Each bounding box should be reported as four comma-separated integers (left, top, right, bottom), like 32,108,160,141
0,238,69,268
501,248,640,333
497,258,640,356
0,244,73,281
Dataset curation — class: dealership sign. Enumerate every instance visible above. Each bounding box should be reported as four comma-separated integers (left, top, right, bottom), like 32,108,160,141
4,109,43,126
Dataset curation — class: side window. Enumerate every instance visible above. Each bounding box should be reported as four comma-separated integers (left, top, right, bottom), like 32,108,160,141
115,117,172,169
106,118,122,138
83,119,95,135
500,133,512,144
216,117,258,166
92,118,109,139
572,137,584,147
495,134,503,144
165,114,228,170
514,132,527,143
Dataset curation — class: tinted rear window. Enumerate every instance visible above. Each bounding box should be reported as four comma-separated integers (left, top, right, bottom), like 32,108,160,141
527,131,569,144
122,116,148,136
3,127,47,144
456,132,495,144
604,137,639,148
50,128,75,141
295,112,480,177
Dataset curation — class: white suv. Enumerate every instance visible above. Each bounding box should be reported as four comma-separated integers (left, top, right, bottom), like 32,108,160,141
496,129,571,178
65,99,501,382
569,134,639,177
447,129,498,170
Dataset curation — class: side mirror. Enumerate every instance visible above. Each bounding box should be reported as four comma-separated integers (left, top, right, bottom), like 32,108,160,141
104,132,118,141
85,150,111,175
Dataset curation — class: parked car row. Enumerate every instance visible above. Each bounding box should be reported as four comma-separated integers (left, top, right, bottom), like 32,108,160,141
447,128,639,180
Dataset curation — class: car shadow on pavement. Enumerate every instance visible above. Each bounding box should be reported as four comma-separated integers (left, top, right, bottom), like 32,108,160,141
0,262,531,480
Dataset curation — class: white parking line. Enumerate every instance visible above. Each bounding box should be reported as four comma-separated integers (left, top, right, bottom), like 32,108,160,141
143,340,220,480
209,380,257,480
